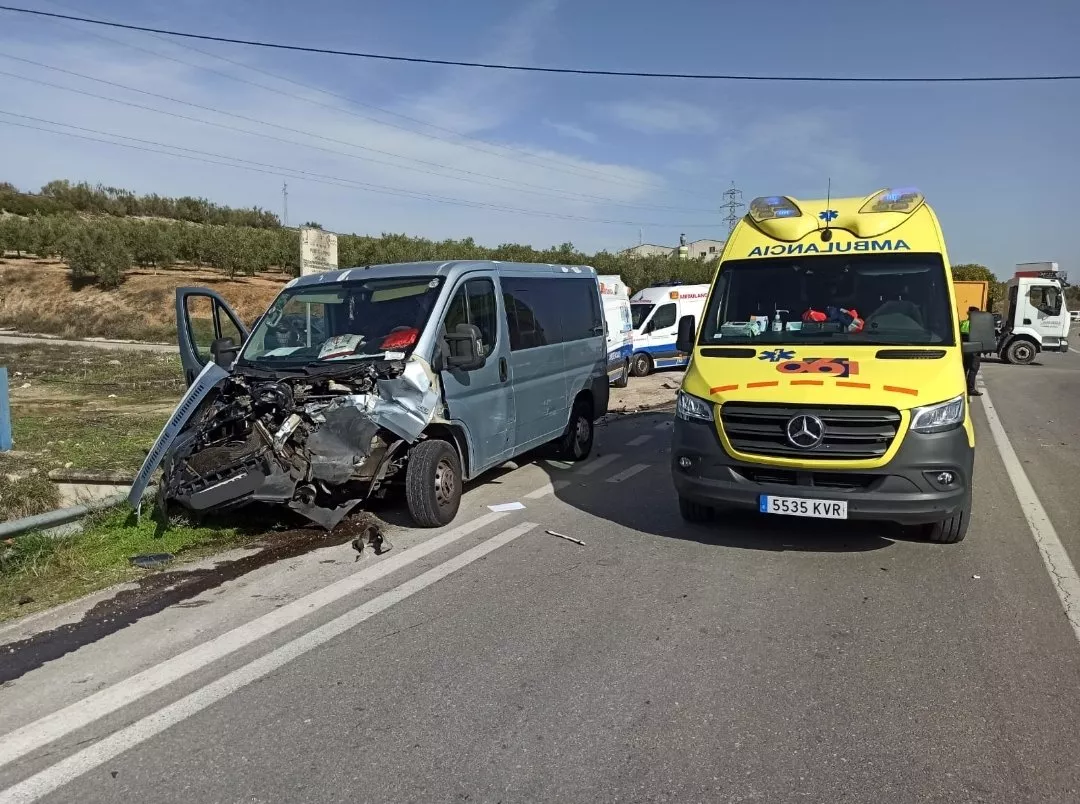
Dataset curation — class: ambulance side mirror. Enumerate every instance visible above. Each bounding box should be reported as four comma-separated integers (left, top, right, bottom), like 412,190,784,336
676,315,696,354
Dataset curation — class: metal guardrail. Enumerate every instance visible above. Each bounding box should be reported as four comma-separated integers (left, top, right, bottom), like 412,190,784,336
0,485,155,539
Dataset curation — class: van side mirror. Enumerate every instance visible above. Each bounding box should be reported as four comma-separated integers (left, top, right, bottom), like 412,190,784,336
965,311,997,354
444,323,485,371
210,337,239,368
676,315,696,354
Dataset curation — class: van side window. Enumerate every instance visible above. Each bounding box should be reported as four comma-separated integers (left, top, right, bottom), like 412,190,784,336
650,303,676,330
445,278,498,356
502,277,601,351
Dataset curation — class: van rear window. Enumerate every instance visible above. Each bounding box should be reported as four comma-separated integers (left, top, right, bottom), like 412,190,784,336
502,277,602,351
699,253,956,347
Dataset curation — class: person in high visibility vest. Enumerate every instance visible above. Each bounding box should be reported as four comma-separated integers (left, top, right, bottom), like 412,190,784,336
959,306,982,397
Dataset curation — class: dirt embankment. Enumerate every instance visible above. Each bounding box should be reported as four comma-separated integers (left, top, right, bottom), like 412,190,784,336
0,259,288,342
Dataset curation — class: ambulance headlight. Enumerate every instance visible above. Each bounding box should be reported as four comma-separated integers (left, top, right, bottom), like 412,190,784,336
749,196,802,222
676,391,714,423
910,395,965,434
860,187,925,214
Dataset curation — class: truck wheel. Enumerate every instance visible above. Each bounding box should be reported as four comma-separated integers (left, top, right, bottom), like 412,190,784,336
678,496,714,523
612,359,630,388
405,439,462,528
1005,339,1036,365
924,494,971,544
631,353,653,377
553,396,594,462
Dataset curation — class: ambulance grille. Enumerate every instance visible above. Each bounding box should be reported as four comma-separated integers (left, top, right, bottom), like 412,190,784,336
720,403,902,460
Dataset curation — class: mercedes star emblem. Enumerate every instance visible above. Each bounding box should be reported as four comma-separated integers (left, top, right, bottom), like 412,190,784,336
786,414,826,449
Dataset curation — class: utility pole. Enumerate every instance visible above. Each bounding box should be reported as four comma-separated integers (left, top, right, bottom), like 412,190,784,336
282,182,289,227
721,182,744,235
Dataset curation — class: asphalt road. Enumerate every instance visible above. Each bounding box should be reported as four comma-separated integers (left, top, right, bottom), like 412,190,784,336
2,352,1080,803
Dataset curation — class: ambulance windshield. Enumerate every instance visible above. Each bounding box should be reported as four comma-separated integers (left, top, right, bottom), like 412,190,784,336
698,253,955,347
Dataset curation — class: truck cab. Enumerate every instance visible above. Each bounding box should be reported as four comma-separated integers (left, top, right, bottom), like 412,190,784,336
996,273,1069,364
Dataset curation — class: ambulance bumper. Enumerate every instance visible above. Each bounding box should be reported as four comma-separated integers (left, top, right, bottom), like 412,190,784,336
670,417,973,526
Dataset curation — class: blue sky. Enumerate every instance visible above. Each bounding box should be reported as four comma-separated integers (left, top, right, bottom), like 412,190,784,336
0,0,1077,278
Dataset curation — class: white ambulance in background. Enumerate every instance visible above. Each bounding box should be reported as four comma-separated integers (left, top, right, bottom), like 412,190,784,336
597,274,633,387
629,282,709,376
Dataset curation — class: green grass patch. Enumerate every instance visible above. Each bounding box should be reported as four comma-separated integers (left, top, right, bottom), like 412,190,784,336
7,410,168,474
0,343,185,402
0,472,61,521
0,506,255,623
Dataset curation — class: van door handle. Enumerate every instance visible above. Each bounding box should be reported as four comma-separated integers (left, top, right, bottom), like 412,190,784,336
1023,318,1031,325
499,357,508,383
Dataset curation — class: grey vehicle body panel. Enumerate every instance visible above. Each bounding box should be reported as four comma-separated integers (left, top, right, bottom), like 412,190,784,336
138,261,607,527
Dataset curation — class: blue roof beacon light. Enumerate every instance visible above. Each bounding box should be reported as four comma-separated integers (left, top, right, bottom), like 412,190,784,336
860,186,925,214
748,196,802,222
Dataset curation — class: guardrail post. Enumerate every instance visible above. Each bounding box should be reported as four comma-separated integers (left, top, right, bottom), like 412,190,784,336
0,367,11,451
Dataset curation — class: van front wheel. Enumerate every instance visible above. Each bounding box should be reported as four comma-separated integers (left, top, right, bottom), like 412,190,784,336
405,439,462,528
631,353,653,377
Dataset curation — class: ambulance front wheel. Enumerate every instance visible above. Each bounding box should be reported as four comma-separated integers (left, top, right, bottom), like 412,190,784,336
631,353,653,377
678,496,714,524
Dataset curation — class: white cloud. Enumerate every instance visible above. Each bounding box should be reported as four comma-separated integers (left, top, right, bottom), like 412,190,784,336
601,98,721,134
543,119,599,144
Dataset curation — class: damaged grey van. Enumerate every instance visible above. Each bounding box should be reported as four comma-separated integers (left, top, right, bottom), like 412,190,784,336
128,261,609,531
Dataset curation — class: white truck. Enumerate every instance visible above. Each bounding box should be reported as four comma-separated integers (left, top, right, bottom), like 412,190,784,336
995,264,1071,364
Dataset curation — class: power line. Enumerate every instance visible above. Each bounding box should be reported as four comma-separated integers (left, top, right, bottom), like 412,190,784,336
0,112,722,228
31,0,696,199
1,5,1078,83
0,54,719,214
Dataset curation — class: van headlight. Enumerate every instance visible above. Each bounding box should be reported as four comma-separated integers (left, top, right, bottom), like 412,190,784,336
910,395,965,434
676,391,714,423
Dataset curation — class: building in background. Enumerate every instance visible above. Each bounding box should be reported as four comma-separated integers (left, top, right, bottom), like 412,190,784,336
620,238,725,261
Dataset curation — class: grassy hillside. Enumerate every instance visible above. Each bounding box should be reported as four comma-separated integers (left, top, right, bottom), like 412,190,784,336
0,259,286,341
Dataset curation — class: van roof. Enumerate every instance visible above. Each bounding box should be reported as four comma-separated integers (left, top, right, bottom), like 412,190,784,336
290,260,597,289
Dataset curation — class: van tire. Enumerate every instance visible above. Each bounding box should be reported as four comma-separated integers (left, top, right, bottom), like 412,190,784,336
405,439,462,528
613,359,630,388
631,353,653,377
1004,339,1037,366
924,494,971,544
554,397,594,462
678,496,713,523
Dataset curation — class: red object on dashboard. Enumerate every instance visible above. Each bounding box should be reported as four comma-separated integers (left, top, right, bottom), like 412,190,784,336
380,327,419,350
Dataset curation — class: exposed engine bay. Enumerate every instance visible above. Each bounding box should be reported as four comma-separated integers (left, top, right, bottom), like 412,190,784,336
151,357,442,531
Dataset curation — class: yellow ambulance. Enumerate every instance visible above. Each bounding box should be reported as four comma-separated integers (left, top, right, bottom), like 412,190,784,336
671,188,975,543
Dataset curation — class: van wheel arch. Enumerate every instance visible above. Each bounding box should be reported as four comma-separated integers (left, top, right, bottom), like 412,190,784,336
420,423,471,479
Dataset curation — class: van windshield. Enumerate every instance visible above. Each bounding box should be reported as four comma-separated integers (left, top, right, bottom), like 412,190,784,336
698,253,956,347
239,276,444,365
630,303,654,329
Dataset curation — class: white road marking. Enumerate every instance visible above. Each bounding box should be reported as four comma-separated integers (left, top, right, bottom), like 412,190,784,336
1070,347,1080,355
574,453,620,476
606,464,651,483
627,435,652,447
524,480,570,499
979,388,1080,643
0,511,509,772
0,522,538,804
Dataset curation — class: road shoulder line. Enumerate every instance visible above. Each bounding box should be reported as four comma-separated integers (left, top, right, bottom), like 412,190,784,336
979,387,1080,643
